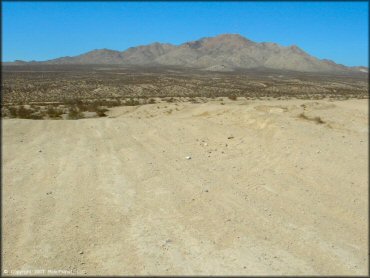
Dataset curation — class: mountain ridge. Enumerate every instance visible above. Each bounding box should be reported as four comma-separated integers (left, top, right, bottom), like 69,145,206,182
5,34,368,73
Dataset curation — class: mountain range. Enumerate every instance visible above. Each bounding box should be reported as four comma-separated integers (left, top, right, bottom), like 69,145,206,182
7,34,368,73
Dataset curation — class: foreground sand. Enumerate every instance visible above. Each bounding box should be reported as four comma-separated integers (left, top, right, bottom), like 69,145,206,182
3,99,368,275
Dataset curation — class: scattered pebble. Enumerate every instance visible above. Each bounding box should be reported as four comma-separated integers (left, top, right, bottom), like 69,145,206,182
228,136,234,139
46,191,52,195
79,251,84,255
185,156,191,160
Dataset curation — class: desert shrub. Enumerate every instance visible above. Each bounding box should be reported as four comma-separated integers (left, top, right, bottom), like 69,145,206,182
228,95,237,101
46,107,63,118
29,114,44,120
124,98,140,106
68,107,83,120
17,106,33,119
96,107,108,117
104,99,121,107
148,98,156,104
8,107,18,118
188,97,199,103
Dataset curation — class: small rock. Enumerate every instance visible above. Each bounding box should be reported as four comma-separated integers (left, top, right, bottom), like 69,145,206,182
79,251,84,255
185,156,192,160
204,189,209,193
46,191,52,195
39,150,42,153
228,136,234,139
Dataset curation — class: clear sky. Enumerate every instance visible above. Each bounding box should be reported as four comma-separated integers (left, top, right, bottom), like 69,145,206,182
3,1,369,66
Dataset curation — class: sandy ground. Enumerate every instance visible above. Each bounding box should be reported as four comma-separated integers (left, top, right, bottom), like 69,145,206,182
2,98,368,276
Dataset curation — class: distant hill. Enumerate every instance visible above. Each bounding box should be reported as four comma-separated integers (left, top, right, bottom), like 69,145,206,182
5,34,368,73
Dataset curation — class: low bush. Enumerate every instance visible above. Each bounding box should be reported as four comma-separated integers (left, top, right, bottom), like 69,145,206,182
46,107,63,118
68,107,83,120
17,106,33,119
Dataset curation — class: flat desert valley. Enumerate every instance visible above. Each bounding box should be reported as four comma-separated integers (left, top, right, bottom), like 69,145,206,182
3,97,368,275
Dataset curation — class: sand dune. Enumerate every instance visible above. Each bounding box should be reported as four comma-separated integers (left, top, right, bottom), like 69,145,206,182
3,99,368,275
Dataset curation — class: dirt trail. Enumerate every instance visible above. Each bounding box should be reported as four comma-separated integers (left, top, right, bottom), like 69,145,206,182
3,99,368,275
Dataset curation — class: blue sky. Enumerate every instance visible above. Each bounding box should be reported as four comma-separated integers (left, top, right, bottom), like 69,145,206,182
3,1,368,66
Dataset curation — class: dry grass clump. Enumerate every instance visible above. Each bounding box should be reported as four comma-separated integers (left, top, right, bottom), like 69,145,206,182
228,95,237,101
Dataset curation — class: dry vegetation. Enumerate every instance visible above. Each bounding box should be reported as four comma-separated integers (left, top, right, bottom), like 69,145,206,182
2,64,368,119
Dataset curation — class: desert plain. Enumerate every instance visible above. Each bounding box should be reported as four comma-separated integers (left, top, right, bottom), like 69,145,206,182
3,94,368,275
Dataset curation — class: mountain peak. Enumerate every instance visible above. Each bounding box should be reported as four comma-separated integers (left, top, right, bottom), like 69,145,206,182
182,33,254,50
205,33,254,44
214,33,250,39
